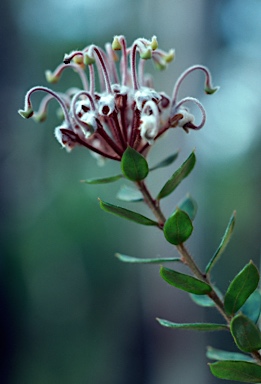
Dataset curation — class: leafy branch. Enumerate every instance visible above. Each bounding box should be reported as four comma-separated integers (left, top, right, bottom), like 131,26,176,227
96,147,261,382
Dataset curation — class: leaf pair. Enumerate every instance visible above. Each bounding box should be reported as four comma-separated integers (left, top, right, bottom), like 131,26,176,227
208,347,261,382
82,148,180,185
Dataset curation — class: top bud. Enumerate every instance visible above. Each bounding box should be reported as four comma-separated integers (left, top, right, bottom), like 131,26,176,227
140,48,152,60
165,49,175,63
83,53,96,66
45,70,59,84
151,36,158,50
204,86,220,95
112,36,122,51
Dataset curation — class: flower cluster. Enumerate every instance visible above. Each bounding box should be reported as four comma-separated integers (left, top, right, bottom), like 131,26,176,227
19,35,218,163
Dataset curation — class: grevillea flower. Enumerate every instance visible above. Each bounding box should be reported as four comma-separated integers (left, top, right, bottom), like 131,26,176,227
19,35,218,163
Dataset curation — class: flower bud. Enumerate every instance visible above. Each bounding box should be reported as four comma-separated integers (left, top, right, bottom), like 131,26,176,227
18,107,34,119
45,70,59,84
72,54,84,65
165,49,175,63
83,53,96,66
112,36,122,50
204,85,220,95
33,112,47,123
150,36,158,51
140,48,152,60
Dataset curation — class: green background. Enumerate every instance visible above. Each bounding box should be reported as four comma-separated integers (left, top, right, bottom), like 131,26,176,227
1,0,261,383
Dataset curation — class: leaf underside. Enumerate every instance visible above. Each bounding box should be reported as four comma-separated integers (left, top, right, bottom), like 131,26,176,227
157,318,228,331
116,253,181,264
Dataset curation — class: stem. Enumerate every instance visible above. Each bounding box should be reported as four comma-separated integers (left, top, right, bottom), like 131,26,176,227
136,181,165,227
252,351,261,364
176,244,204,280
171,65,215,106
136,179,261,366
137,179,231,323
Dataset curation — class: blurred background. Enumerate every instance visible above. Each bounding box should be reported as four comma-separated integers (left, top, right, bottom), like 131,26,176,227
1,0,261,383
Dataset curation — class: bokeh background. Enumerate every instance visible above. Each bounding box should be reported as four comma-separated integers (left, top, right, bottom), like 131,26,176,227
1,0,261,383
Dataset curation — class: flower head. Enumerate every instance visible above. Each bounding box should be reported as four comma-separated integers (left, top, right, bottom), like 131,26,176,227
19,35,218,163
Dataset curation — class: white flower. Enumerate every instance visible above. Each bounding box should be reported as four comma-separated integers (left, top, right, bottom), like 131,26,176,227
140,114,159,144
177,108,195,128
134,88,161,111
54,125,76,152
98,94,116,116
80,111,98,136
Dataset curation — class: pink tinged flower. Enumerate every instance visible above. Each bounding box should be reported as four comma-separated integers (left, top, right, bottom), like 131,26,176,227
18,35,218,163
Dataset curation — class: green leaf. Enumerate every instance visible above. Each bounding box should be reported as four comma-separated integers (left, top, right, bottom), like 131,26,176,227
205,211,236,274
231,314,261,352
190,287,223,307
116,185,143,202
157,151,196,200
206,346,254,362
241,290,261,324
163,209,193,245
160,267,212,294
115,253,181,264
209,361,261,383
121,146,149,181
150,151,179,171
99,199,158,226
224,261,260,316
178,194,198,221
81,174,123,184
157,318,228,331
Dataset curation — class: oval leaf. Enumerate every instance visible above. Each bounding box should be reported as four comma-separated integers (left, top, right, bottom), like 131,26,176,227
157,318,228,331
231,314,261,352
121,146,149,181
115,253,181,264
160,266,212,294
205,211,236,274
207,347,254,362
150,151,179,171
209,361,261,383
178,194,198,221
99,199,158,226
224,261,259,316
116,185,143,202
81,174,122,184
163,209,193,245
157,151,196,200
